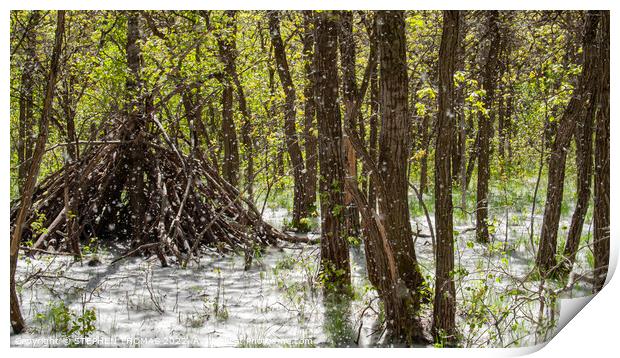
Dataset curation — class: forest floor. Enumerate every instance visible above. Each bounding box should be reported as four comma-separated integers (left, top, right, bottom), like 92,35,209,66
10,193,595,348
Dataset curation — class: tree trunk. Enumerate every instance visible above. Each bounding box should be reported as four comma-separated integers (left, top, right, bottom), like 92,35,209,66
536,11,600,276
302,11,318,213
268,11,309,230
61,79,81,259
593,10,609,293
16,12,39,195
376,10,425,344
217,13,241,188
221,82,240,187
432,10,460,345
452,15,466,187
218,10,254,199
339,10,361,237
367,18,379,209
562,18,600,273
124,12,148,245
475,11,501,243
314,11,351,292
419,113,430,194
11,10,65,334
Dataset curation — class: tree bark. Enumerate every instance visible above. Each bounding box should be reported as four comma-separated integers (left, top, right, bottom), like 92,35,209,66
339,10,361,237
432,10,460,345
419,113,431,194
61,79,82,259
376,10,425,344
452,15,466,187
268,11,309,230
11,10,65,334
562,15,600,273
218,10,254,199
124,12,148,245
593,10,609,293
302,11,318,213
314,10,351,292
536,11,600,276
217,13,241,188
16,11,39,195
475,11,501,243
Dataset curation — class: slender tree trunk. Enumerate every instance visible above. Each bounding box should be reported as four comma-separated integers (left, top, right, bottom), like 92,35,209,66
432,10,460,345
268,11,309,230
593,10,609,293
11,10,65,334
314,11,351,292
302,11,318,213
217,13,241,188
562,24,599,273
536,11,599,276
218,10,254,199
419,113,430,194
497,87,506,160
475,11,501,243
376,10,425,344
124,12,148,244
17,13,38,195
367,19,379,209
452,16,466,186
221,82,240,186
62,80,81,259
339,10,361,236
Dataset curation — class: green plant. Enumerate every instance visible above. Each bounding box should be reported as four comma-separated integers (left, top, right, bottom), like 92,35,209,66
30,210,48,235
34,301,97,342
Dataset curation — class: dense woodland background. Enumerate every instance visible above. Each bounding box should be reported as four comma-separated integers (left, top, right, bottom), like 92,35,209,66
9,10,609,347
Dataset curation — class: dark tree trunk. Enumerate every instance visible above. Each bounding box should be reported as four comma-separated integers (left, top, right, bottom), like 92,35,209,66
122,12,149,245
61,80,81,259
221,82,240,187
16,12,39,195
367,78,379,208
268,11,309,230
314,11,351,292
419,113,431,194
432,10,460,345
11,10,65,334
452,15,466,187
367,17,379,209
497,88,506,160
217,13,241,188
218,10,254,199
536,11,600,276
562,18,600,273
339,10,361,237
475,11,501,243
302,11,318,213
593,10,609,293
376,10,425,344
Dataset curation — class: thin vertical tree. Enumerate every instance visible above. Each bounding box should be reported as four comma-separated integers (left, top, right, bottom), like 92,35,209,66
123,11,148,245
216,12,241,187
376,10,425,343
593,10,609,293
475,11,501,243
433,10,460,345
16,11,40,196
217,10,254,199
314,10,351,292
536,11,600,276
301,10,318,213
10,10,65,334
339,10,361,236
268,11,309,230
561,14,600,274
